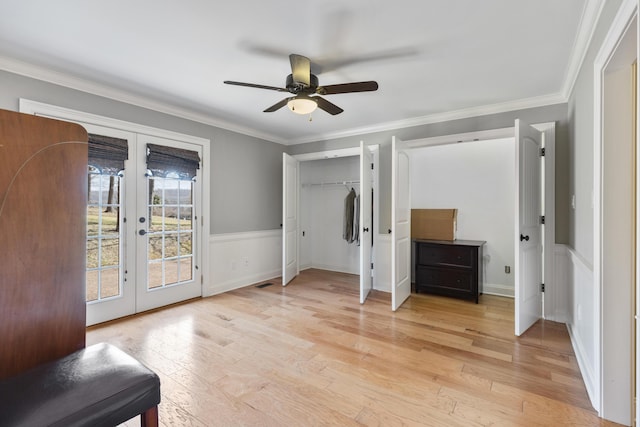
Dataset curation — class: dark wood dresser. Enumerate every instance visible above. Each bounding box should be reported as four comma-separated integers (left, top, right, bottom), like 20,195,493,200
414,239,486,303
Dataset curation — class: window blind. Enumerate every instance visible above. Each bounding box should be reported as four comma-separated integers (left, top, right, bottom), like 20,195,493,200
88,133,128,175
146,143,200,180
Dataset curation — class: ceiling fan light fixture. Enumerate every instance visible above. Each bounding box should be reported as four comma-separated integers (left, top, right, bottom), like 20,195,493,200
287,96,317,115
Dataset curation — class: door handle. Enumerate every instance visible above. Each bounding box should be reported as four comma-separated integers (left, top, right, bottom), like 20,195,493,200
520,234,529,241
363,227,369,232
139,229,147,236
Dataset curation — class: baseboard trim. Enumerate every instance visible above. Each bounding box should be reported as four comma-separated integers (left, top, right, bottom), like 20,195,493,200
483,283,514,298
567,322,598,411
308,263,359,275
207,269,282,296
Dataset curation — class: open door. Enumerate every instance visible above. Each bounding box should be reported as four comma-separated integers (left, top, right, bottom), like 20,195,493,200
360,142,373,303
515,119,543,335
282,153,299,286
391,136,411,311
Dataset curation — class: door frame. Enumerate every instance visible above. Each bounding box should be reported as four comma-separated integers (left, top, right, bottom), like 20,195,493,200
360,141,374,303
282,153,299,286
405,123,556,319
290,145,380,294
19,99,211,310
593,0,638,421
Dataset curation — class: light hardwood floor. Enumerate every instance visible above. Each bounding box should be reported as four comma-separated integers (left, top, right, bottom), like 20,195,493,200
88,269,620,426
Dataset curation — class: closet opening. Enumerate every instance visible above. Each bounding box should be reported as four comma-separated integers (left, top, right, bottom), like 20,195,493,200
409,136,516,300
403,122,556,334
282,144,379,304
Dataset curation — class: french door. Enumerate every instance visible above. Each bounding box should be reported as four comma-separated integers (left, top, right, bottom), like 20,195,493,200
85,124,202,325
134,134,202,313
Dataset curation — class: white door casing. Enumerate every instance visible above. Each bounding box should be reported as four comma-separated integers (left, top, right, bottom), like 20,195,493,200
515,119,543,336
392,136,411,311
18,100,209,326
282,153,299,286
360,141,373,303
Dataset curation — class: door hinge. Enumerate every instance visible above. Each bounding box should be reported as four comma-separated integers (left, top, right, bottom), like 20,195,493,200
201,274,203,285
371,262,374,269
371,163,374,170
541,283,545,292
540,147,546,156
540,215,545,225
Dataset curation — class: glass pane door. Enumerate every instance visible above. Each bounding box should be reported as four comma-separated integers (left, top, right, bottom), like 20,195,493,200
87,170,123,302
135,134,202,313
85,125,136,326
147,175,194,289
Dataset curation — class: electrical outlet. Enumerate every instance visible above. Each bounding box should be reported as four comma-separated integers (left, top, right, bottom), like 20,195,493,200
505,266,511,274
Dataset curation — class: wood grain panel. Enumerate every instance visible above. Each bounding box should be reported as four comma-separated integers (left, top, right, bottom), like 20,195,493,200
0,109,88,379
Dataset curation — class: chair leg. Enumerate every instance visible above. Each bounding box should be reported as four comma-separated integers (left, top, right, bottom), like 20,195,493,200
141,406,159,427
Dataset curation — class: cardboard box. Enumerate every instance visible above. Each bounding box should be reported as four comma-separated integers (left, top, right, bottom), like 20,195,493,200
411,209,457,241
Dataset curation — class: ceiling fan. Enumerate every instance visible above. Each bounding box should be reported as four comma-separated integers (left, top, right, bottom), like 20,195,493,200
224,54,378,116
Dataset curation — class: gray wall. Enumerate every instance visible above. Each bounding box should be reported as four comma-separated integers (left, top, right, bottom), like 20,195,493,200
568,0,623,264
0,70,285,234
287,103,570,243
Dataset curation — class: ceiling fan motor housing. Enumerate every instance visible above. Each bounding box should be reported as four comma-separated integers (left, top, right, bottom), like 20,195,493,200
286,73,318,94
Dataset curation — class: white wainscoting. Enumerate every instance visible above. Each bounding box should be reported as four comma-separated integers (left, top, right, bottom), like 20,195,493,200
549,245,570,323
555,243,598,411
207,229,282,297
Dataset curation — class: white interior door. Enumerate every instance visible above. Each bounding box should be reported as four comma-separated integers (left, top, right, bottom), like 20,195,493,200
282,153,299,286
392,136,411,311
515,119,543,336
360,142,373,303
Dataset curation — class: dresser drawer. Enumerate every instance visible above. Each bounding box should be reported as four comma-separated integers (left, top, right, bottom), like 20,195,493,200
416,266,474,293
417,244,473,267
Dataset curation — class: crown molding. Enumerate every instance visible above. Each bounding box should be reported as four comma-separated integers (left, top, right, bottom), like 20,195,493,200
0,55,287,145
561,0,606,99
2,54,568,148
286,92,566,145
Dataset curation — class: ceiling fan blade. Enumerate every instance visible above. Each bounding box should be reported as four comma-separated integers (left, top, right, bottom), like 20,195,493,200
314,96,344,115
317,81,379,95
263,97,291,113
224,81,288,92
289,54,311,87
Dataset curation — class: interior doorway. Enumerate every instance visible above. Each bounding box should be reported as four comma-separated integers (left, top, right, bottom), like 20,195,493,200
282,145,379,304
403,122,556,335
595,10,637,425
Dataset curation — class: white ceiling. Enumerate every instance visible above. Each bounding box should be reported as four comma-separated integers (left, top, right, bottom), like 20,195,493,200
0,0,594,145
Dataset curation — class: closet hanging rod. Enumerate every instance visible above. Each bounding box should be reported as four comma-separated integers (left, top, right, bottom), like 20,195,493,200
302,180,360,187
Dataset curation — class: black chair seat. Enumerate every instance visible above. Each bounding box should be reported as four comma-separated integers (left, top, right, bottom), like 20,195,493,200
0,343,160,427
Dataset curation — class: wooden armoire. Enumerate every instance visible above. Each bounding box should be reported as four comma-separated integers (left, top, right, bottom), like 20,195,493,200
0,108,88,379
